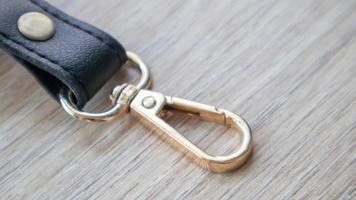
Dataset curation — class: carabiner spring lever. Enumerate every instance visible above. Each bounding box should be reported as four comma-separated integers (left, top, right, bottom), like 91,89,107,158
60,52,252,172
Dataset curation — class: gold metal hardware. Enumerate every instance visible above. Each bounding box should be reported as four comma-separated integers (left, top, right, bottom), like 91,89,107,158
60,52,252,172
118,85,252,172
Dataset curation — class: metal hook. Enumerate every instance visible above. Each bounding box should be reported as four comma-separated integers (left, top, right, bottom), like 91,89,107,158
60,52,252,172
115,85,252,172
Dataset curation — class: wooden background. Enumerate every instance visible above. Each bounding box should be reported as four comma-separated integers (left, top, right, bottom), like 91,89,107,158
0,0,355,199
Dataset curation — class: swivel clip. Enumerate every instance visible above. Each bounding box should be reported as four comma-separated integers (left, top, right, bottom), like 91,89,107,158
59,52,252,172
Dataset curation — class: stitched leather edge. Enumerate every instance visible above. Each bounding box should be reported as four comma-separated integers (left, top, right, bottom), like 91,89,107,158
0,31,89,100
30,0,126,63
0,0,127,107
29,0,127,102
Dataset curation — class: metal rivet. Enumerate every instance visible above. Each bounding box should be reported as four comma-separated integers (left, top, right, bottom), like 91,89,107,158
18,12,55,41
142,96,156,109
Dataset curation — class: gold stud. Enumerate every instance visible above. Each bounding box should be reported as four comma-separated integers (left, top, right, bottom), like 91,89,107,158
18,12,55,41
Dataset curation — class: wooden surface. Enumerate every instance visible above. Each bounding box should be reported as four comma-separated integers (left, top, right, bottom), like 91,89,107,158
0,0,355,199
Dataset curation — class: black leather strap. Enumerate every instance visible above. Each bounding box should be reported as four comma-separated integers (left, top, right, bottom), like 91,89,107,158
0,0,127,108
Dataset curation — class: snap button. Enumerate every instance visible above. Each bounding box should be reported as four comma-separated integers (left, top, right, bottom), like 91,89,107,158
18,12,55,41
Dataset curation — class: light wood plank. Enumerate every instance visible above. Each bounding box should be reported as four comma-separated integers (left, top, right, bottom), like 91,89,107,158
0,0,355,199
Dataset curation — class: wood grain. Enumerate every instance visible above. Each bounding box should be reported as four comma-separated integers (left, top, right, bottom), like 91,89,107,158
0,0,355,199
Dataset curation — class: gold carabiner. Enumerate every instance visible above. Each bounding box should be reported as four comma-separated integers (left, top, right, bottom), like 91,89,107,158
60,52,252,172
116,85,252,173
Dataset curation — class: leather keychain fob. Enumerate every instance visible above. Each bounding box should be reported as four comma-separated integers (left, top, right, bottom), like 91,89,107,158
0,0,253,173
0,0,127,108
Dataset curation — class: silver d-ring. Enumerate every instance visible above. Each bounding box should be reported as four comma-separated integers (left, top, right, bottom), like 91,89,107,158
59,51,151,122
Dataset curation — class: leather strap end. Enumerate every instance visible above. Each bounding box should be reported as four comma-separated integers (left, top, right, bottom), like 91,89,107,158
0,0,127,108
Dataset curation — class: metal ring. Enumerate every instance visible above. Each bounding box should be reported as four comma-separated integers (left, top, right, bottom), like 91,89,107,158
59,51,151,122
126,51,151,90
